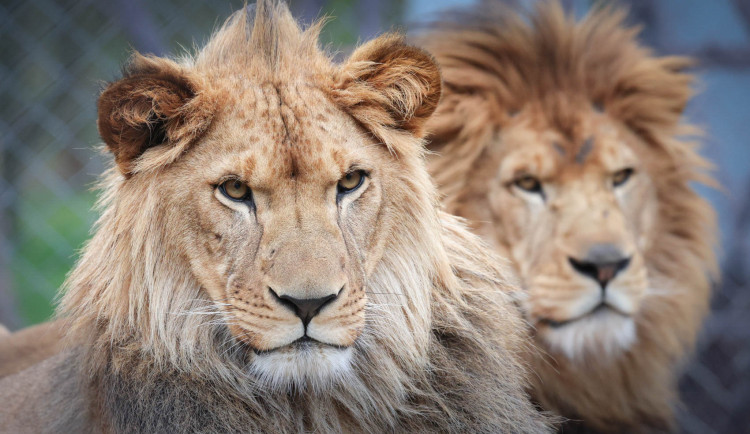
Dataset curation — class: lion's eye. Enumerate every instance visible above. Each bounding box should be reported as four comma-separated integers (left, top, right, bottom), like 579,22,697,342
338,170,365,194
513,175,542,194
612,168,634,187
219,179,252,201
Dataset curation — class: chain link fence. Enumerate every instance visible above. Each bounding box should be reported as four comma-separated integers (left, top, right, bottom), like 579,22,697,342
0,0,747,432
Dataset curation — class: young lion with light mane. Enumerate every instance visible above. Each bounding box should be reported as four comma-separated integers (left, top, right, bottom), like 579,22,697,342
419,3,717,432
0,1,550,432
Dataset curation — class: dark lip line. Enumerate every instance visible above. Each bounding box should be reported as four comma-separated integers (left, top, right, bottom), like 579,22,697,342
538,303,631,329
252,336,349,355
227,317,351,355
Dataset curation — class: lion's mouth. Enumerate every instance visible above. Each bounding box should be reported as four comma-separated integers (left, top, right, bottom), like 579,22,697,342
539,302,631,329
253,335,348,355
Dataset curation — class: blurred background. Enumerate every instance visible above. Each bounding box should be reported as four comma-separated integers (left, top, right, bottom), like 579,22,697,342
0,0,747,432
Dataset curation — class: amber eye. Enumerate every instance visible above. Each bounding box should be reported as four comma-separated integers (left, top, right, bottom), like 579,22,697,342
513,175,542,194
219,179,251,202
338,170,365,194
612,168,634,187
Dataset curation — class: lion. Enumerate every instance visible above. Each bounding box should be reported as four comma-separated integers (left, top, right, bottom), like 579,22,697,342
0,2,550,432
417,3,717,432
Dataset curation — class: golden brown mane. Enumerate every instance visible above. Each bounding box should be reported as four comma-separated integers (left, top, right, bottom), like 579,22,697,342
418,2,717,431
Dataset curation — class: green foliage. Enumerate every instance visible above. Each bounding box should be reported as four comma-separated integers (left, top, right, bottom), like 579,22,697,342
11,188,97,325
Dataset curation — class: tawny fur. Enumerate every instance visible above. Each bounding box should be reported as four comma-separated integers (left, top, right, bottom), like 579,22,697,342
418,2,717,432
0,320,66,379
0,2,549,433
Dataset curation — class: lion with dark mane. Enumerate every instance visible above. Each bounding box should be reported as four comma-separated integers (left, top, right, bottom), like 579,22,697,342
418,2,717,432
0,1,550,432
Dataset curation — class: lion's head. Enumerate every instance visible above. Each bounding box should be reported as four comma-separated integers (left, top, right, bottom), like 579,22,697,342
51,5,552,431
61,1,445,392
419,2,716,429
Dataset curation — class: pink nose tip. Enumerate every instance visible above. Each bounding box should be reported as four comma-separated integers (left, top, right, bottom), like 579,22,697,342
568,245,631,289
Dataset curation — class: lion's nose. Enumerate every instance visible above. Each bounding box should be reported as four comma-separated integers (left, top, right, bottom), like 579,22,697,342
269,288,339,327
568,244,631,290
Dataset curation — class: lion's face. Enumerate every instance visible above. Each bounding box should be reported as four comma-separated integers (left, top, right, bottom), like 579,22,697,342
94,16,441,388
164,83,404,386
469,109,658,359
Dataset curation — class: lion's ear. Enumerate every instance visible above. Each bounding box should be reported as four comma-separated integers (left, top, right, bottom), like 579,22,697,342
98,54,215,176
333,34,442,141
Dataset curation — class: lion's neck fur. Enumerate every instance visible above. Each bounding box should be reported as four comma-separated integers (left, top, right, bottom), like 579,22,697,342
57,168,547,432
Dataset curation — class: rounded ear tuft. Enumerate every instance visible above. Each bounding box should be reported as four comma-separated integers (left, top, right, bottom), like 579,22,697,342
97,54,213,176
333,34,442,141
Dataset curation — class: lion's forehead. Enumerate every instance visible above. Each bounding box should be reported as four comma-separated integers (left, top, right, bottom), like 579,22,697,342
202,81,365,186
501,117,636,181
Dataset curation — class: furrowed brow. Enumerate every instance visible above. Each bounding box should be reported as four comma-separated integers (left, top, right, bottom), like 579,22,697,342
575,137,594,164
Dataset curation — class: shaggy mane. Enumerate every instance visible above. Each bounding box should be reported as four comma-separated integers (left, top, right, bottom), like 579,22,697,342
194,2,331,81
420,2,694,139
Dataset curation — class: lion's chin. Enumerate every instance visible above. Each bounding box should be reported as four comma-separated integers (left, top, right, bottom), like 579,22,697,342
541,306,637,361
249,340,354,392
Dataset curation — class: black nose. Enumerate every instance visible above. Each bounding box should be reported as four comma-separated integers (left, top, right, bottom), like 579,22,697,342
568,245,631,289
269,289,339,327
